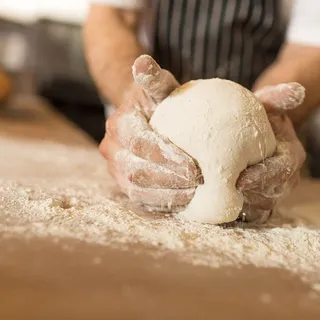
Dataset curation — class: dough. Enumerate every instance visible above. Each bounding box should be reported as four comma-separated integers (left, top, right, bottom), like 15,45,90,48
150,79,276,224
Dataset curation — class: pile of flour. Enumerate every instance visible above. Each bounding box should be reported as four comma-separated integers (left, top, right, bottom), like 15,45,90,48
0,135,320,288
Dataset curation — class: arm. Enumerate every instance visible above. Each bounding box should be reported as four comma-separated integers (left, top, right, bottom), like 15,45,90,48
253,0,320,127
83,4,144,106
253,43,320,127
238,1,320,222
85,4,199,211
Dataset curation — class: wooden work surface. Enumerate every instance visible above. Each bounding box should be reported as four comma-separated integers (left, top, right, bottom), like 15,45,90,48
0,96,319,320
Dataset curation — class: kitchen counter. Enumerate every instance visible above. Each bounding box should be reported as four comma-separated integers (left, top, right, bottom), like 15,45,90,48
0,95,319,320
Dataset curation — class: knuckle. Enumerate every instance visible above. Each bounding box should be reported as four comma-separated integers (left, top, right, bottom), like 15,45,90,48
102,141,113,160
127,170,144,186
99,136,115,160
98,140,107,158
297,143,307,165
127,172,135,183
105,114,117,135
129,137,143,154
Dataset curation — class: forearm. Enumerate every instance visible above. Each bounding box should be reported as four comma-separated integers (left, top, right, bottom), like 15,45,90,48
253,43,320,127
84,5,144,106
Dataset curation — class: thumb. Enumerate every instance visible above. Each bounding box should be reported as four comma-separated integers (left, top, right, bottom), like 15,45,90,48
132,55,179,104
254,82,305,112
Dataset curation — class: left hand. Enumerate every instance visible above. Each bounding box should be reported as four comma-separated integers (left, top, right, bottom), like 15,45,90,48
100,55,202,211
236,83,306,223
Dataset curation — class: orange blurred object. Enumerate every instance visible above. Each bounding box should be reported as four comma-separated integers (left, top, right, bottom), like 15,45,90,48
0,69,12,103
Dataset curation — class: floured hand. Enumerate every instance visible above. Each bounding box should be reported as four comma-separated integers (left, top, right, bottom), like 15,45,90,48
237,83,306,223
100,55,202,210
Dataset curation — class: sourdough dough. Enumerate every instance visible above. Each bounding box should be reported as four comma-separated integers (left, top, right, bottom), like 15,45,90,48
150,79,276,224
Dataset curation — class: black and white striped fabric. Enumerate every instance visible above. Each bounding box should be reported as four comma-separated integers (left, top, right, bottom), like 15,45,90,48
152,0,284,89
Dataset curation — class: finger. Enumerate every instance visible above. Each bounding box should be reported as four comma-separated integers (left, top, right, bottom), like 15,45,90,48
99,134,108,159
132,55,180,104
263,170,301,199
104,142,196,209
268,112,299,142
126,184,196,209
100,137,125,184
237,158,285,192
110,156,196,208
243,190,277,210
240,170,300,223
106,108,202,184
241,204,272,224
106,140,201,188
106,107,148,140
254,82,305,112
242,172,300,209
109,159,195,210
237,141,305,191
129,129,202,184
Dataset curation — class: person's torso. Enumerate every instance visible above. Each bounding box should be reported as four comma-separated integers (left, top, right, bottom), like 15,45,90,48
143,0,286,88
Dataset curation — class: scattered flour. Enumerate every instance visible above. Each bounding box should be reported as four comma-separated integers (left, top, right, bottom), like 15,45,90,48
0,135,320,289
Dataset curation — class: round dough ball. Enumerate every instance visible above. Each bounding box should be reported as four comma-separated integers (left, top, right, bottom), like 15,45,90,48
150,78,276,224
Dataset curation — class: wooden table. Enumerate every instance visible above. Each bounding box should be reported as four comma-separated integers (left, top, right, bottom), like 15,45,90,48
0,96,319,320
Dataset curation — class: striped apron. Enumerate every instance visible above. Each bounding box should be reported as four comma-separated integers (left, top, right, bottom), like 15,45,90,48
104,0,285,116
152,0,284,88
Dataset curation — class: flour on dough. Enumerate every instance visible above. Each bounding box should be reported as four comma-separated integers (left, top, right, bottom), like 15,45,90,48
150,78,276,224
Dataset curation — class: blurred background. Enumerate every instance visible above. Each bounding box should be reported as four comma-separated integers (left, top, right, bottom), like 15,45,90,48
0,0,105,143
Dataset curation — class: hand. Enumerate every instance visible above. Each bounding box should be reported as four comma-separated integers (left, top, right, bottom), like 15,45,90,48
237,83,306,223
100,55,202,211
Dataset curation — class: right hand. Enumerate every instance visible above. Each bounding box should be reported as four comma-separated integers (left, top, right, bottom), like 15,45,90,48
99,55,202,211
237,83,306,223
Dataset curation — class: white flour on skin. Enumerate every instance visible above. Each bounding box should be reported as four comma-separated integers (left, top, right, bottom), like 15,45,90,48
0,136,320,289
254,83,306,111
115,149,191,189
116,111,197,190
132,55,179,105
